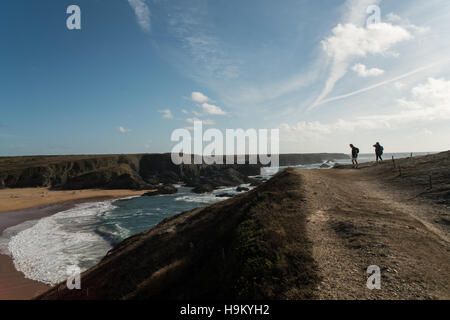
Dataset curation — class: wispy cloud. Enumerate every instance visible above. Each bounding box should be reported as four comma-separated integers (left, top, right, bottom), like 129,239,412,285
127,0,151,33
202,103,227,115
352,63,384,77
186,117,215,125
162,5,240,82
315,62,440,107
190,91,227,115
309,21,413,110
282,77,450,138
158,109,173,119
191,92,209,103
182,109,202,117
304,0,439,111
386,12,430,35
118,126,131,133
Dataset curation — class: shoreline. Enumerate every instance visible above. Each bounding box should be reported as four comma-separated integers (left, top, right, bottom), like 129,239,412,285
0,191,147,300
0,188,148,214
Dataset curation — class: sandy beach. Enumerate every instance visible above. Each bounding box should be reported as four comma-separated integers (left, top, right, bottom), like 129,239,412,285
0,188,147,300
0,188,148,214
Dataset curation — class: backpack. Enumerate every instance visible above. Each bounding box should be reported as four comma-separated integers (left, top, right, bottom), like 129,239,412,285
379,146,384,155
356,148,360,154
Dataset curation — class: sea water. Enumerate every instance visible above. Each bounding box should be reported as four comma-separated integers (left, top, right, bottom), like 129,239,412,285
0,185,250,285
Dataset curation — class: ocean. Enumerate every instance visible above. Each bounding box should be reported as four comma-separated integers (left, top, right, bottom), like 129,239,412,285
0,152,433,285
0,185,251,285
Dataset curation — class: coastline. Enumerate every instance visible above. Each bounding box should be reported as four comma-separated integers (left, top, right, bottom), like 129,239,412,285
0,188,148,214
0,190,147,300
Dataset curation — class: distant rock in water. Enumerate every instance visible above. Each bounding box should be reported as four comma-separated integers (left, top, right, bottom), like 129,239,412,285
236,186,250,192
141,185,178,197
192,184,215,194
215,193,234,198
320,163,331,169
249,178,264,187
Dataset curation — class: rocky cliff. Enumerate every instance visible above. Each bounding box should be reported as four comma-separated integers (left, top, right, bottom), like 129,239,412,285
0,153,348,190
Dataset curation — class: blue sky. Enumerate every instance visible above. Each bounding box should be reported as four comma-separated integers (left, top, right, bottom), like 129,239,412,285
1,0,449,156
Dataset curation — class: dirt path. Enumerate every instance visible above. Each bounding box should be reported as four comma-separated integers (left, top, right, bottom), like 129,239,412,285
298,168,450,300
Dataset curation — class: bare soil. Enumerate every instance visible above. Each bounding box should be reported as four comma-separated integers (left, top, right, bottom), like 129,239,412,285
302,167,449,299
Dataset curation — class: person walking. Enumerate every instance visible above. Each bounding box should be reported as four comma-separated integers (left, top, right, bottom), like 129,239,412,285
350,144,359,168
373,142,384,163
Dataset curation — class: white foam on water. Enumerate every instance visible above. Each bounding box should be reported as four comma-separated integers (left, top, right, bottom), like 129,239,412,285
261,166,279,177
175,184,254,203
0,219,40,256
3,200,117,286
109,222,133,240
175,193,220,204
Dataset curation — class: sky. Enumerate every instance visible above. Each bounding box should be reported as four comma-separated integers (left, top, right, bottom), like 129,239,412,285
1,0,450,156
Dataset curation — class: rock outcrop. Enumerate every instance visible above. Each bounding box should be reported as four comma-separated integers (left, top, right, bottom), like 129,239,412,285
192,184,215,194
0,153,349,191
142,185,178,197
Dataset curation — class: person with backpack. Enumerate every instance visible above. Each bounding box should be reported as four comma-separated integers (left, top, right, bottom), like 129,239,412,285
349,144,359,168
373,142,384,163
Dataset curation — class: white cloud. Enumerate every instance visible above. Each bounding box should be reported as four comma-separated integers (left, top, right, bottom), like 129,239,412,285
308,0,432,111
186,117,215,125
386,13,402,23
182,109,202,117
352,63,384,77
118,126,131,133
190,92,226,115
128,0,151,32
283,77,450,137
186,117,199,123
386,12,430,35
322,23,412,62
202,103,227,115
309,22,413,110
396,77,450,121
191,92,209,103
280,121,332,140
158,109,173,119
314,62,439,107
423,128,433,136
